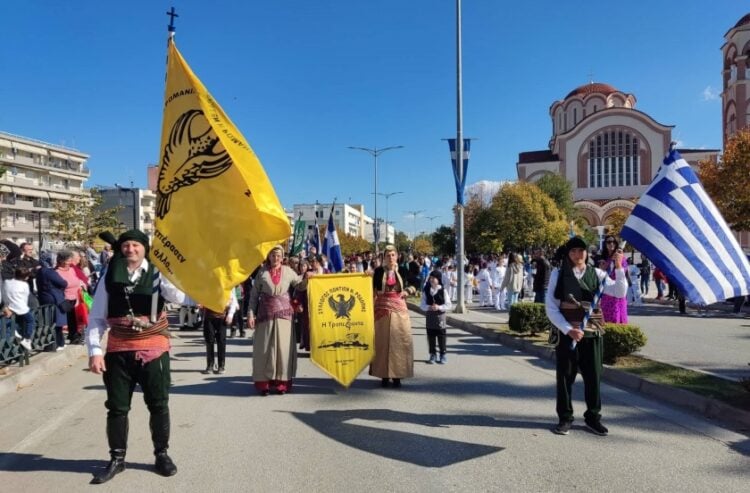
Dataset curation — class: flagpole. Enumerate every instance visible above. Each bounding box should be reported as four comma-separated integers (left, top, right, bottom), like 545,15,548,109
152,7,179,323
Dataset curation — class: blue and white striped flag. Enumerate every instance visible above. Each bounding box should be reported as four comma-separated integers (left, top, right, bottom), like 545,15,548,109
621,150,750,305
322,210,344,273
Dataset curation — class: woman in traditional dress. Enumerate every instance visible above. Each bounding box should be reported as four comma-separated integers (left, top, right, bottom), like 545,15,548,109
599,235,629,323
369,245,413,388
247,246,304,396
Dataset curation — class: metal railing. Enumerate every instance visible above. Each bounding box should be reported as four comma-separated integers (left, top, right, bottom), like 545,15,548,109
0,305,58,367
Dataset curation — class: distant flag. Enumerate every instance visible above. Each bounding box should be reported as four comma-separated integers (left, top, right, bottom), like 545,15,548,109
290,211,305,256
312,216,321,254
621,150,750,305
153,38,290,312
448,138,471,205
322,207,345,273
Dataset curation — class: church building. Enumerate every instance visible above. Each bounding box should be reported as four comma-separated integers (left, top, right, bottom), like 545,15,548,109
516,82,717,231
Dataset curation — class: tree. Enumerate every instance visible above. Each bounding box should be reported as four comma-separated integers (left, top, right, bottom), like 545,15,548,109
393,231,410,253
606,209,630,238
412,234,433,255
338,232,372,257
431,225,455,256
50,188,122,243
699,128,750,230
535,173,576,220
488,182,568,251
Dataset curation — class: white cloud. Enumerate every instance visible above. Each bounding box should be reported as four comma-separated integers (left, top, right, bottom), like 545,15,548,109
702,86,720,101
467,180,511,206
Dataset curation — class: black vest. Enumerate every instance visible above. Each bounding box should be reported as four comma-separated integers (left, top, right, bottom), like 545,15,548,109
424,286,447,331
554,265,599,303
105,269,165,318
424,286,446,306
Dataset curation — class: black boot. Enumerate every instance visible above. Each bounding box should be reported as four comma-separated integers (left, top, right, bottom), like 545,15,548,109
150,412,177,477
91,416,128,484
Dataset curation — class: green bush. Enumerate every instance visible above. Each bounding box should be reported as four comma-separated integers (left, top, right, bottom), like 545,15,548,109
603,323,647,364
508,303,552,335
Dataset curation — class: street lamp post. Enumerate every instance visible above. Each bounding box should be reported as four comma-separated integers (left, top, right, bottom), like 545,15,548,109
454,0,466,313
405,210,424,250
373,191,403,245
36,211,44,249
348,146,403,255
426,215,440,234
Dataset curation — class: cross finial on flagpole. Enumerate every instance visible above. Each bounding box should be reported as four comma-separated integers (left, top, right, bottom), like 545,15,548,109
167,7,179,33
588,71,594,84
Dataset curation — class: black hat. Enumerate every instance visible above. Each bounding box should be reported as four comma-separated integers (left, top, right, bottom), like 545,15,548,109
428,270,443,283
565,236,587,252
117,229,150,253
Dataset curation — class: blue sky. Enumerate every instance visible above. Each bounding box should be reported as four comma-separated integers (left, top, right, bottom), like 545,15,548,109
1,1,745,235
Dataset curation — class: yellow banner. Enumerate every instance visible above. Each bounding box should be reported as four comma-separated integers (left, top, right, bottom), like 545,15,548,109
308,273,374,387
153,39,290,312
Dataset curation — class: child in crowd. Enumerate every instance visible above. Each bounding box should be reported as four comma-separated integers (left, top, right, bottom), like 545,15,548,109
4,267,35,351
420,271,452,364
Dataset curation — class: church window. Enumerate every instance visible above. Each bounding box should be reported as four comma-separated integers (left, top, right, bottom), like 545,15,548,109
573,108,578,125
587,130,639,189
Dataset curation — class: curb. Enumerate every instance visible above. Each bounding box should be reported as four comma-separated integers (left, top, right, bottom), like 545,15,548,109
0,344,88,399
408,302,750,431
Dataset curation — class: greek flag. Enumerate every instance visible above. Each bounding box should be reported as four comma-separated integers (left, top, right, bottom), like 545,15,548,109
322,211,344,273
621,150,750,305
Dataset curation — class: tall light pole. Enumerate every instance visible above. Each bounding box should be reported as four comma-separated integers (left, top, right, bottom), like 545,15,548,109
348,146,403,255
373,191,403,244
426,215,440,233
454,0,467,313
405,209,424,250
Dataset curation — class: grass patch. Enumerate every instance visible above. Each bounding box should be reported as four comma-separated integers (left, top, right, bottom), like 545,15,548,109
614,355,750,409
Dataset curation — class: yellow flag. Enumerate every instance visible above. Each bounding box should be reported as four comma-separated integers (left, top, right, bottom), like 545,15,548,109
153,39,290,312
308,274,374,387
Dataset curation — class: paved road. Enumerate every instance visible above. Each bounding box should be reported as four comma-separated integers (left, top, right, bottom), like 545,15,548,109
1,313,748,492
628,303,750,381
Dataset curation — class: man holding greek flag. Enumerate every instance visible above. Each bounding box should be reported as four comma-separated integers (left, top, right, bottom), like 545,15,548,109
322,209,344,273
621,149,750,305
545,236,628,436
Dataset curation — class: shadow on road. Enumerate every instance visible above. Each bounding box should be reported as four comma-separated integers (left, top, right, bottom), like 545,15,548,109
0,452,153,475
284,408,513,467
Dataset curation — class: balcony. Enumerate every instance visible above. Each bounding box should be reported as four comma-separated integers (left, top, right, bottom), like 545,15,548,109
0,153,89,177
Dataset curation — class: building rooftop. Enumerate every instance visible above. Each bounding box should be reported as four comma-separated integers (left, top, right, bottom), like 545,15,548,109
518,150,559,164
564,82,619,100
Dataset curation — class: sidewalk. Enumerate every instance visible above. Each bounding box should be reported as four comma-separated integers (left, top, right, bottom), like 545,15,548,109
408,299,750,431
0,344,88,398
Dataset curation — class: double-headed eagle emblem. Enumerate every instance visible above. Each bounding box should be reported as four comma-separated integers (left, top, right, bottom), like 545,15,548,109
328,294,356,320
156,109,233,219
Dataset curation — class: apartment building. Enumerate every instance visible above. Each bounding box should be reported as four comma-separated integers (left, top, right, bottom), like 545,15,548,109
98,187,157,238
0,131,90,247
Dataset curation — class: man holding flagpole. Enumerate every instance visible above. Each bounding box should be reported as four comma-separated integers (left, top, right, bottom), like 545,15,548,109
86,230,187,483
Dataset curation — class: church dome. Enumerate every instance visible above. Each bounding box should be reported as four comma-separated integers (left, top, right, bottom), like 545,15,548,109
733,13,750,29
565,82,619,100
